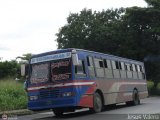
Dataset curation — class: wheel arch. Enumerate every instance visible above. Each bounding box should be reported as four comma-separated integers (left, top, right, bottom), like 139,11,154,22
95,89,105,106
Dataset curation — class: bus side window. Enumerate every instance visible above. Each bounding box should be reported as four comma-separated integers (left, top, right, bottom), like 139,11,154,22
137,65,143,80
94,58,105,78
112,61,120,78
87,56,95,78
119,62,127,78
132,64,138,79
121,62,125,70
75,60,86,78
104,59,113,78
141,66,146,79
125,63,132,79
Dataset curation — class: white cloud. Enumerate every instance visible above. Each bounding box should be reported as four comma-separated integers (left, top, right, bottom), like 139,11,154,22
0,0,147,60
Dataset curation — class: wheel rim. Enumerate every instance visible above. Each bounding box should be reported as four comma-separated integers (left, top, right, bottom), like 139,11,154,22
94,93,102,112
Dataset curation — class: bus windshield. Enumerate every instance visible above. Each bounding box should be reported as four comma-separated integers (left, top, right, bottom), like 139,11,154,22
30,58,72,84
51,58,71,81
30,63,49,84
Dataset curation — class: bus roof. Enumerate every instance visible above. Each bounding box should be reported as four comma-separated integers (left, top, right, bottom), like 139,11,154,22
31,48,143,64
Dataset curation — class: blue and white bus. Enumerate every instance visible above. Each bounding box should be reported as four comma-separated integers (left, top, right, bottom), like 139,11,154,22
24,48,148,116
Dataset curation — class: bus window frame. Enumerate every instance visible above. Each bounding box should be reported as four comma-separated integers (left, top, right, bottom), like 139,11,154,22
74,59,87,78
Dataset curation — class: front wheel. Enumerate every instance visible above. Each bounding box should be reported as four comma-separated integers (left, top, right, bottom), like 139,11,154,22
90,92,103,113
53,109,64,117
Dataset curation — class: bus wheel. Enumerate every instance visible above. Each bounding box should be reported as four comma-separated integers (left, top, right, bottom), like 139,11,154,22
126,90,140,106
132,90,140,105
53,109,64,117
90,92,103,113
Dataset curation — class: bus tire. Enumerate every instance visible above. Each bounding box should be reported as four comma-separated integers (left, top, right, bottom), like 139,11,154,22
53,109,64,117
90,92,103,113
126,90,140,106
132,90,140,105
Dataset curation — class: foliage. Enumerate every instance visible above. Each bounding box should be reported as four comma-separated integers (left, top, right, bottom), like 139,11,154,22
16,53,32,61
0,79,27,111
147,81,154,95
156,82,160,95
145,0,160,8
0,60,20,79
55,0,160,84
56,8,125,54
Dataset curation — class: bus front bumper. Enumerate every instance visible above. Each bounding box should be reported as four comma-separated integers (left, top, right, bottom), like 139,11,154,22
28,97,76,111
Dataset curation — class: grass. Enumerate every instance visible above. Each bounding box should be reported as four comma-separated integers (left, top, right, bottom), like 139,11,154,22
0,78,27,112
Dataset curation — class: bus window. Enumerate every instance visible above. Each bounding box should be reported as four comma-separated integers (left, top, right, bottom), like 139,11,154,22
132,64,136,71
132,64,138,79
141,66,146,79
120,62,127,78
121,62,125,70
94,58,104,78
112,61,120,78
104,59,113,79
125,63,132,79
140,66,143,72
103,59,108,68
87,56,94,67
135,65,138,72
75,60,86,78
87,56,95,78
137,65,143,79
112,61,116,70
51,59,71,81
115,61,120,69
119,62,122,70
107,60,112,69
30,63,49,84
137,65,140,72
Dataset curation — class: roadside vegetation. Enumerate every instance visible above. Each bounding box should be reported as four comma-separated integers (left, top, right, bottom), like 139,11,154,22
147,80,160,96
0,78,27,112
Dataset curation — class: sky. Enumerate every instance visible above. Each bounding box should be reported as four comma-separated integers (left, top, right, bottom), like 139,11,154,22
0,0,147,61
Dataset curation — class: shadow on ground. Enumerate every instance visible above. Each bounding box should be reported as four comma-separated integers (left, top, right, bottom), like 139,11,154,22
33,103,145,120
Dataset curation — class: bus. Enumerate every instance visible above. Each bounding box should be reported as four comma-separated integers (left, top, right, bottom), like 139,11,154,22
24,48,148,116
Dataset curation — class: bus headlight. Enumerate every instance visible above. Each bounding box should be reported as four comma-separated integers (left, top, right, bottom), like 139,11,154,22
29,96,38,100
62,92,75,97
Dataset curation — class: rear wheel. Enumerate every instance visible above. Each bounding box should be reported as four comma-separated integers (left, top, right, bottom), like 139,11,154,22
90,92,103,113
132,90,140,105
126,90,140,106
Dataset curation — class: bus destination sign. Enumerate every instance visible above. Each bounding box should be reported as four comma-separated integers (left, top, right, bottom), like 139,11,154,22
31,52,71,64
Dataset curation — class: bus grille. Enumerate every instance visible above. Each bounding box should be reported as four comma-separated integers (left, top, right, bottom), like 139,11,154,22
39,89,61,99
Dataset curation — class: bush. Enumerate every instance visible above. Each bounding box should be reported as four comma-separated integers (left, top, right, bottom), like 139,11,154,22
147,81,156,95
0,79,27,112
156,82,160,95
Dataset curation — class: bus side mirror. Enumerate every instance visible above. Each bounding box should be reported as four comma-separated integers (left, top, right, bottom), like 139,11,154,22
72,52,79,66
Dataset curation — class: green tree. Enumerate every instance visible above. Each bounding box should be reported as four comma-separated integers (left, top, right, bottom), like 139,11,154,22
16,53,32,61
0,60,20,79
117,6,160,60
55,1,160,84
56,8,125,54
120,0,160,84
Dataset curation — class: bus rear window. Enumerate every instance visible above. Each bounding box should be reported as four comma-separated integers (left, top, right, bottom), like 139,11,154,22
51,59,71,81
30,63,49,84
